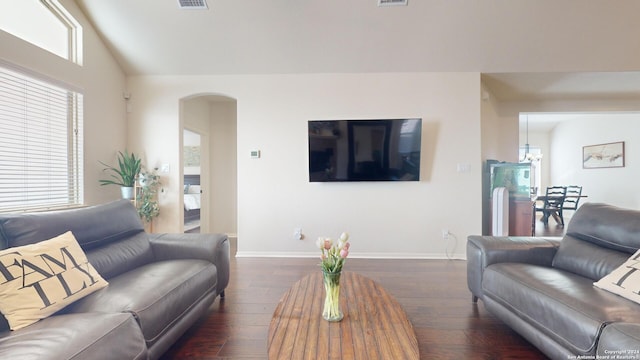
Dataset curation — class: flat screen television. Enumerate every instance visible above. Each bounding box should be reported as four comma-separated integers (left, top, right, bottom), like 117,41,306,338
308,118,422,182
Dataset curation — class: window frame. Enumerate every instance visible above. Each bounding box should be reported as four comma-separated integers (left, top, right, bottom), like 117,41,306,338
0,62,84,213
41,0,83,65
0,0,82,65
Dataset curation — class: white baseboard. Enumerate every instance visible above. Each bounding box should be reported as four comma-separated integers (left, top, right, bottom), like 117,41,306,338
234,251,466,260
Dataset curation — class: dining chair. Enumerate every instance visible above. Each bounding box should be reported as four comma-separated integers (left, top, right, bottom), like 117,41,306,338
535,186,567,226
562,185,583,221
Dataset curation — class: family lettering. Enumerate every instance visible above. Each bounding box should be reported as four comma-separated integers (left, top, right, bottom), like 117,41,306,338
0,246,100,309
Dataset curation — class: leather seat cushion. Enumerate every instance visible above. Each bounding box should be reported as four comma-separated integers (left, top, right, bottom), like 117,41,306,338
483,263,640,354
62,259,217,348
0,312,147,360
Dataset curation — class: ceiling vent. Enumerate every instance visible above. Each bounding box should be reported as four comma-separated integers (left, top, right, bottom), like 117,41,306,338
177,0,208,10
378,0,408,6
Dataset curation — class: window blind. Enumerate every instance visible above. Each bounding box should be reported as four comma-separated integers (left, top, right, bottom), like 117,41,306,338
0,66,83,213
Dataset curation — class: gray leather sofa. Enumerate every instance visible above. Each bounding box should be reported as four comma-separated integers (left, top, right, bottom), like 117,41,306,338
0,200,230,360
468,203,640,359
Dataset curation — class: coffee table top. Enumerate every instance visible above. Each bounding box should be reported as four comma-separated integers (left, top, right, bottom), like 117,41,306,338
268,271,419,359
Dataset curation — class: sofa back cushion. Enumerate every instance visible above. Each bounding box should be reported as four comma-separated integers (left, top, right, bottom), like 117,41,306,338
552,203,640,280
552,235,629,281
0,200,154,278
0,200,143,249
86,232,154,279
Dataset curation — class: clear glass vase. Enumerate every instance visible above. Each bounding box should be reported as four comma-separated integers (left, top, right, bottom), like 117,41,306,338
322,270,343,322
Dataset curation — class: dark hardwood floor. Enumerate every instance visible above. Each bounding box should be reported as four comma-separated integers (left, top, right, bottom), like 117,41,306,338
534,213,569,237
160,231,558,360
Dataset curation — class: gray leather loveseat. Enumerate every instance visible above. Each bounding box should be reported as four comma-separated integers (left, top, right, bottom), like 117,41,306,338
468,203,640,359
0,200,230,359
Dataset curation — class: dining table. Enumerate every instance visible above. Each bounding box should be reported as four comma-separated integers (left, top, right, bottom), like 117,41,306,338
533,194,588,226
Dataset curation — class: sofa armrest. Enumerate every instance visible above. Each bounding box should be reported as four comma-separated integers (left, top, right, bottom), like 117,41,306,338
597,323,640,358
467,236,560,302
149,233,230,296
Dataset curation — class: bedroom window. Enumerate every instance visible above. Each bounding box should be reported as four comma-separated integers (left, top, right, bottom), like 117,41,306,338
0,65,84,213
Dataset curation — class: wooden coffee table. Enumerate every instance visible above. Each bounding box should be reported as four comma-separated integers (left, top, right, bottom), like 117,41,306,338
268,271,419,359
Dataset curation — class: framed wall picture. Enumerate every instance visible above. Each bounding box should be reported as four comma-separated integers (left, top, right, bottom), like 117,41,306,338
184,146,201,167
583,141,625,169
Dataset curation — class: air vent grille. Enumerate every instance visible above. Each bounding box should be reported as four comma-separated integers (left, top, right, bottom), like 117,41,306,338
378,0,408,6
178,0,208,10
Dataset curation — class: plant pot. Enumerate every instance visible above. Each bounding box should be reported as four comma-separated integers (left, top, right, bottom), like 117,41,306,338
121,186,134,200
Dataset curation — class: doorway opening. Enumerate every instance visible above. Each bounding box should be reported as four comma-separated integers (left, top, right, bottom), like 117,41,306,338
183,128,202,233
181,94,237,241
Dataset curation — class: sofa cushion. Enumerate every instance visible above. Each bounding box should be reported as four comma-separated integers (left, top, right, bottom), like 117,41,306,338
0,232,108,330
85,232,155,279
483,263,640,355
597,323,640,358
0,312,147,360
594,249,640,304
552,235,629,281
552,203,640,280
563,203,640,254
62,259,217,348
0,200,144,250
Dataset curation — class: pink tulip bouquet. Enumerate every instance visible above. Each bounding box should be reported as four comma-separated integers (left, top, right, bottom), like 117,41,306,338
316,232,351,273
316,232,350,321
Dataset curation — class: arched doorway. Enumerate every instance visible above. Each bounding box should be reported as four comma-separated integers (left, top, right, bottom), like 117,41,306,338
181,94,237,239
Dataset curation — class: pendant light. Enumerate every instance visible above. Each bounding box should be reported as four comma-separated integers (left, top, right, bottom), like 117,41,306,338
521,115,542,162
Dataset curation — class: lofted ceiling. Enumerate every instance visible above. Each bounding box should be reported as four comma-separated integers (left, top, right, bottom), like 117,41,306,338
482,72,640,102
74,0,640,106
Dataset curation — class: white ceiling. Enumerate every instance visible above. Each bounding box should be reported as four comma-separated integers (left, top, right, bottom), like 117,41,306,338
482,72,640,102
75,1,640,76
73,0,640,128
485,72,640,132
518,113,597,133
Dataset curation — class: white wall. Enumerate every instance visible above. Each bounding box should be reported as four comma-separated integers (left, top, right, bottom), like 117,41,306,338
0,0,127,206
127,72,482,258
209,101,237,236
550,113,640,209
480,86,518,234
481,88,519,163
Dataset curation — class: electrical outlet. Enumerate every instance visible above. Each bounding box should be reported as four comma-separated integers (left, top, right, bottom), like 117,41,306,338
293,228,303,241
441,229,449,240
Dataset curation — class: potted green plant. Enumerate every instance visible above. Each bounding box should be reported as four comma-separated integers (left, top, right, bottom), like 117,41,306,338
99,150,142,199
137,167,161,226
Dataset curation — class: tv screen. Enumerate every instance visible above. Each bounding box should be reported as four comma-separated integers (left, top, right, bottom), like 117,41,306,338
308,118,422,182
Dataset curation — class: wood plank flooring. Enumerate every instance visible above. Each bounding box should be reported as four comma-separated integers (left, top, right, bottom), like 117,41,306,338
534,213,568,237
160,237,551,360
